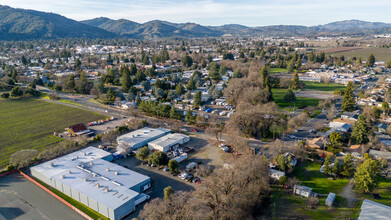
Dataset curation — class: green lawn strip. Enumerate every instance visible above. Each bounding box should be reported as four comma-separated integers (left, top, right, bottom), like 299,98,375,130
272,88,320,108
303,82,346,93
270,68,288,73
57,99,84,107
0,98,105,168
33,177,108,220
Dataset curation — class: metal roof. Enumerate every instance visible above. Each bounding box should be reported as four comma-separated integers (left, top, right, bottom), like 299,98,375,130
359,199,391,220
31,147,150,210
116,127,170,147
148,133,189,149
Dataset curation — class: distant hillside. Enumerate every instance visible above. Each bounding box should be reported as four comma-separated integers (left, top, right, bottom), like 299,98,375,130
0,5,114,40
81,18,221,39
1,4,391,40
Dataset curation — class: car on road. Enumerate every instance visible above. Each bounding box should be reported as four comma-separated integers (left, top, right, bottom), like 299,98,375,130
290,135,296,139
163,167,170,172
190,128,197,132
181,128,189,132
205,108,213,113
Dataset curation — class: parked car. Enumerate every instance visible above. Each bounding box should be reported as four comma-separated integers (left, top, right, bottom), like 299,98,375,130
163,167,170,172
221,146,230,153
205,108,213,113
181,128,189,132
192,177,201,184
179,173,193,181
186,162,197,171
290,135,296,139
190,128,197,132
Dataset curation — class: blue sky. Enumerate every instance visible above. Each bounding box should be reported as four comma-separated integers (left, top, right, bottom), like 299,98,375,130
0,0,390,26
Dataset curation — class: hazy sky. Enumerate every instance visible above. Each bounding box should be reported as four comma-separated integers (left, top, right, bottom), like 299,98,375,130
1,0,390,26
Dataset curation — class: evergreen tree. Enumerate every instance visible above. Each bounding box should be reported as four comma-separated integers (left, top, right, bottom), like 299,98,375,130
332,158,340,177
193,91,202,109
367,53,375,67
342,81,355,111
169,105,181,120
121,66,132,92
185,109,195,124
291,72,299,90
21,55,28,65
323,155,332,176
11,70,18,82
175,83,184,95
287,59,295,73
354,159,380,192
351,114,369,144
186,78,195,90
341,153,354,177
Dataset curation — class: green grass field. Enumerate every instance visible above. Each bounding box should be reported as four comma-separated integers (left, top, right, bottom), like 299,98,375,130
0,98,104,168
328,47,391,62
272,88,320,109
303,82,347,93
270,68,288,73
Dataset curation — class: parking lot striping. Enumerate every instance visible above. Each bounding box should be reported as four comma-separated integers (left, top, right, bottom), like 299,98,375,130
19,171,93,220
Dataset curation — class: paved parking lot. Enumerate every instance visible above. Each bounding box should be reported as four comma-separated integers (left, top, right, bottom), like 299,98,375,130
115,157,195,219
0,173,84,220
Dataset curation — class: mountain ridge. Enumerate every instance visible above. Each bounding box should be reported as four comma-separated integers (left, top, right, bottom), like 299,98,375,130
1,4,391,40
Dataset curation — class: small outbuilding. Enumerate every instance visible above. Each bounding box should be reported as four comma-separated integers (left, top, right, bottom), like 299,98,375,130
325,192,336,207
294,185,312,198
67,123,91,137
269,168,285,181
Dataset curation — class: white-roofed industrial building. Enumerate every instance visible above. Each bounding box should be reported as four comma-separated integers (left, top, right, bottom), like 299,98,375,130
30,147,151,220
148,133,190,152
116,127,171,151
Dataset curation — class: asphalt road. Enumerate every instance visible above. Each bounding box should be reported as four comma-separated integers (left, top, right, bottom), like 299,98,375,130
0,173,84,220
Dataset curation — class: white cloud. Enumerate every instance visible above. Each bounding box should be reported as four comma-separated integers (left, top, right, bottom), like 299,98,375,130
0,0,390,26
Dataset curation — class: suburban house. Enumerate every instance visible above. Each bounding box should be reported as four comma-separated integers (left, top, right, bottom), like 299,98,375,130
341,110,361,121
306,137,327,149
376,123,389,134
369,149,391,162
294,185,312,198
328,121,351,133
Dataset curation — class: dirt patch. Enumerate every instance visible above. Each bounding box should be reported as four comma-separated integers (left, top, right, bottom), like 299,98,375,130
296,91,336,100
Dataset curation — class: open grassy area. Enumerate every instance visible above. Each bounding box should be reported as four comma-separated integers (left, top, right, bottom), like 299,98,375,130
270,68,288,73
294,161,350,194
270,161,360,219
303,82,347,93
0,98,104,168
328,47,391,62
34,177,108,220
272,88,321,109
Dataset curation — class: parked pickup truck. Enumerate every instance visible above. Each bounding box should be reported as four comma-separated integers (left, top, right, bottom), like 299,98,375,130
135,193,150,206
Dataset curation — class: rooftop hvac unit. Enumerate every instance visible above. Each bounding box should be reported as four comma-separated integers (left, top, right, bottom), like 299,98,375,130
83,178,87,182
50,162,54,167
96,183,100,188
60,175,65,179
67,170,71,174
114,171,119,175
106,168,110,172
90,161,93,166
105,188,110,193
84,152,87,156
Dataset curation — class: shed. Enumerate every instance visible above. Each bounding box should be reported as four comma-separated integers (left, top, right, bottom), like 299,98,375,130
294,185,312,198
325,192,336,207
67,123,90,137
269,168,285,180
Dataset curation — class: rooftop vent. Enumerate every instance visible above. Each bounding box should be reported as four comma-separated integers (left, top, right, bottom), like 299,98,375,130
76,156,79,159
67,170,71,174
90,161,93,166
60,175,65,179
105,188,110,193
114,171,119,175
50,162,54,167
96,184,100,188
84,152,87,156
106,168,110,172
83,178,87,182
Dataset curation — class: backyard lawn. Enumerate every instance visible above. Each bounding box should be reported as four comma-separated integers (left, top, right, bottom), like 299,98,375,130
270,68,288,73
0,98,104,168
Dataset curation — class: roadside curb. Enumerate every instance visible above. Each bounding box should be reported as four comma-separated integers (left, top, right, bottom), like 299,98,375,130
19,171,93,220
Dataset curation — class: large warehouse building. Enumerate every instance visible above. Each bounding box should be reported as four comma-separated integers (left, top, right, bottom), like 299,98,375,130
148,133,190,152
30,147,151,220
116,127,171,150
